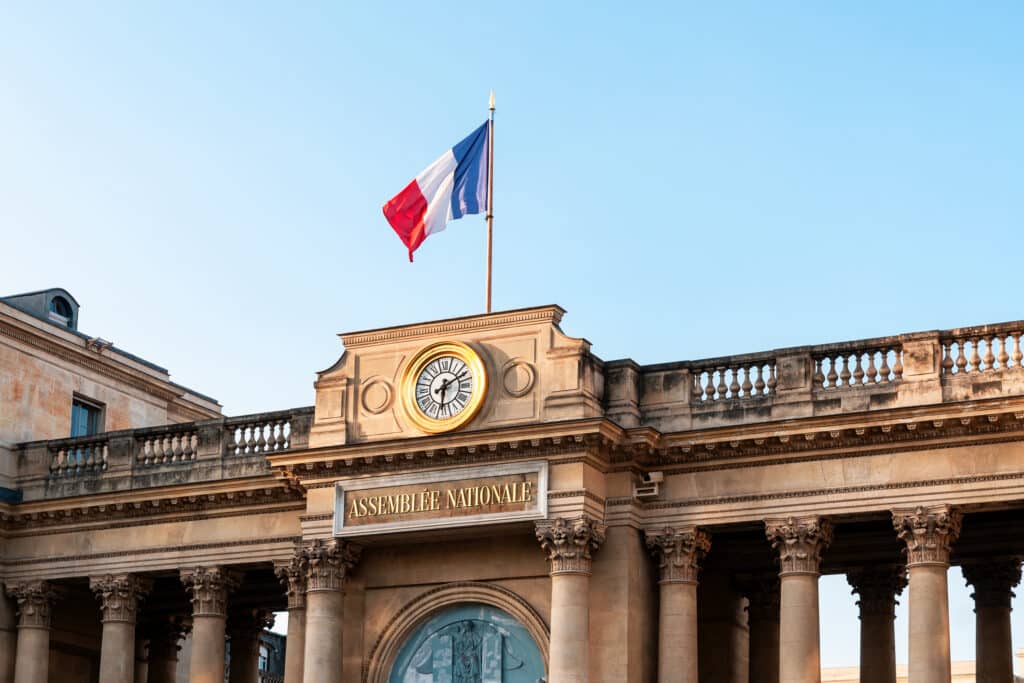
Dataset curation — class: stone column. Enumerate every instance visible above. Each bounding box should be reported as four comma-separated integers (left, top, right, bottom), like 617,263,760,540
91,574,152,683
302,539,361,683
181,567,239,683
7,581,57,683
645,527,710,683
134,636,149,683
765,516,833,683
740,574,780,683
145,617,188,683
962,558,1021,683
228,609,274,683
535,516,606,683
893,504,962,683
847,566,907,683
0,593,17,683
276,550,308,683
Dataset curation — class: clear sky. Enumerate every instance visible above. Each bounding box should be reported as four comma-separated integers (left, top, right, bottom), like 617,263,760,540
2,1,1022,669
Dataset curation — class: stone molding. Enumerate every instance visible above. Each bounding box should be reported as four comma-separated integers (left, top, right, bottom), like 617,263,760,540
304,539,361,593
535,516,607,576
892,504,962,567
275,549,308,610
847,566,907,618
180,567,239,617
644,527,711,584
738,573,780,623
6,580,58,629
765,516,833,576
364,581,550,683
962,558,1022,610
89,574,153,624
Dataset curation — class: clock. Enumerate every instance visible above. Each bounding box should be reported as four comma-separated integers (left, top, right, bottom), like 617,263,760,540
399,341,488,434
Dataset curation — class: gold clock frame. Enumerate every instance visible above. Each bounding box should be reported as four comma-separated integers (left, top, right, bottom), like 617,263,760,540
399,341,488,434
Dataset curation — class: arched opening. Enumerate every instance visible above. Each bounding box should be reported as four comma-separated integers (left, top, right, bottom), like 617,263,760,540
389,603,546,683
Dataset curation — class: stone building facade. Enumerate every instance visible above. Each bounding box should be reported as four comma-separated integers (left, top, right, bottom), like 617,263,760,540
2,300,1024,683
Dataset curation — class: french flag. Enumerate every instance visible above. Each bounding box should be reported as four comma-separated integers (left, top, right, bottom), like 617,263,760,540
383,121,490,261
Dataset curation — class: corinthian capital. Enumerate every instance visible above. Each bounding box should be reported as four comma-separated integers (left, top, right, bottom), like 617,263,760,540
535,516,607,576
892,504,962,567
847,566,907,618
765,516,833,576
275,548,309,610
6,580,58,629
304,539,361,592
180,567,240,617
962,558,1021,610
645,527,711,584
90,574,153,624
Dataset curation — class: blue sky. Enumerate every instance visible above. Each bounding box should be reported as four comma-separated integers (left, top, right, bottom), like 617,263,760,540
2,2,1022,668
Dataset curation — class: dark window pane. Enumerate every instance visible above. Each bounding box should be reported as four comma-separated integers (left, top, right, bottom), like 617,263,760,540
71,400,101,437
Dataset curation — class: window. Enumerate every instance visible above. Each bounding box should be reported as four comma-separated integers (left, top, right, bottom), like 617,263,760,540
258,644,269,671
49,296,72,326
71,398,103,437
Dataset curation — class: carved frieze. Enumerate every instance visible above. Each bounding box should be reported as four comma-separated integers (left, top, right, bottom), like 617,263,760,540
6,580,57,629
275,549,309,610
535,516,606,576
644,527,711,584
304,539,362,592
180,567,239,617
847,566,907,618
892,505,962,567
962,558,1022,610
765,516,833,576
90,574,153,624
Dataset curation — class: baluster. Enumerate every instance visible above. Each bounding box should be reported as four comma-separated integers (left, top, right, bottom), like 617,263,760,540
753,365,765,395
52,449,64,475
692,374,702,402
812,359,824,389
941,343,954,375
246,426,258,453
826,357,838,388
865,351,878,384
878,348,891,382
839,355,851,387
714,368,727,400
171,435,182,462
1013,334,1023,368
997,335,1009,370
767,364,778,394
852,353,865,385
983,336,995,372
233,427,243,455
84,445,95,472
160,436,170,464
701,372,711,401
100,444,108,471
969,338,982,373
893,349,904,380
741,366,753,397
140,439,150,466
955,342,967,374
256,423,269,452
728,368,740,398
282,421,291,449
182,433,194,459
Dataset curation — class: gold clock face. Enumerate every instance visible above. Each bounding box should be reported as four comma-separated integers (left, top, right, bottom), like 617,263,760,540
400,341,488,434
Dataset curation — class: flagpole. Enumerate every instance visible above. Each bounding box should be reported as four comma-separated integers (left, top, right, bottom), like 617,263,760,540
485,90,495,314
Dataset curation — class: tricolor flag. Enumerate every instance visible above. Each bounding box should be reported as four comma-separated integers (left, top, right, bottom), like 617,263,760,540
382,121,490,261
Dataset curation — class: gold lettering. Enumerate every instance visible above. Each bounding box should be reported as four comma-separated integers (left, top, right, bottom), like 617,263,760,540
479,486,491,505
430,490,441,510
457,488,468,508
522,481,533,502
446,489,457,508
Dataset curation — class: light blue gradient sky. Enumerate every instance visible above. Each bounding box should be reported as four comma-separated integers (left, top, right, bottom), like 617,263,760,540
2,2,1022,668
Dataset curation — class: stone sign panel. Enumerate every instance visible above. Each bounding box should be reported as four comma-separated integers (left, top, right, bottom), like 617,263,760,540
333,462,548,537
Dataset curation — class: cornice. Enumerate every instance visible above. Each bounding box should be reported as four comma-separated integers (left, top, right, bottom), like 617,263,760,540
338,305,565,349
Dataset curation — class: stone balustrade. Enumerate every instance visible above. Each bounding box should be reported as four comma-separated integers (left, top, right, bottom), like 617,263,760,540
49,437,109,477
138,429,198,466
813,345,903,389
940,322,1024,376
690,355,777,403
226,416,293,456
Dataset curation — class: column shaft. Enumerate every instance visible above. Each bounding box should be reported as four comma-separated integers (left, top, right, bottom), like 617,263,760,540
766,516,832,683
748,617,779,683
0,595,16,683
134,637,149,683
300,539,360,683
229,610,272,683
99,621,137,683
191,615,227,683
144,617,187,683
963,559,1020,683
8,581,55,683
147,657,178,683
659,582,698,683
893,505,961,683
860,613,896,682
284,608,306,683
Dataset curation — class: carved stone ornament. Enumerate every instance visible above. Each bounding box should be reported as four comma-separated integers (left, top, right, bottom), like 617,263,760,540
765,516,833,576
847,566,907,618
644,527,711,584
535,516,607,576
892,505,962,567
180,567,239,618
962,558,1022,610
90,574,153,624
275,549,309,610
304,538,362,592
6,580,58,629
744,573,781,623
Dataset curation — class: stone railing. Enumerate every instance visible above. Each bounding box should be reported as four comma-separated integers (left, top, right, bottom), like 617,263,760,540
812,343,903,390
690,354,777,403
939,322,1024,376
22,408,313,499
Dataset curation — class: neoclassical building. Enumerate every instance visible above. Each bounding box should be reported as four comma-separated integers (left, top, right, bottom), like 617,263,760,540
3,295,1024,683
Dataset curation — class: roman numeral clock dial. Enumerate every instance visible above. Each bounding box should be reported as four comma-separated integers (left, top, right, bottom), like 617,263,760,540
400,341,488,434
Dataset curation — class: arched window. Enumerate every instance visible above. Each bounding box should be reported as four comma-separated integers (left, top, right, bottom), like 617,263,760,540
49,296,72,324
